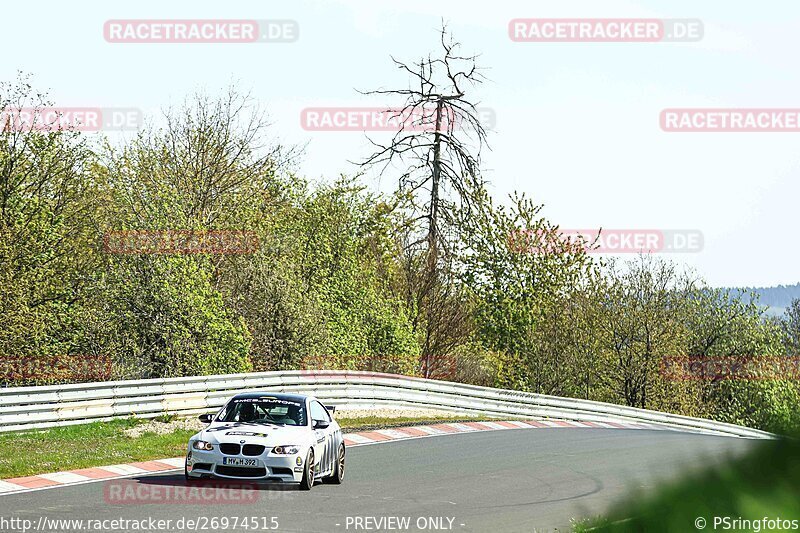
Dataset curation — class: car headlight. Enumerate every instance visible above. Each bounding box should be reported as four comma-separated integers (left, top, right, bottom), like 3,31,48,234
272,445,300,455
192,440,214,451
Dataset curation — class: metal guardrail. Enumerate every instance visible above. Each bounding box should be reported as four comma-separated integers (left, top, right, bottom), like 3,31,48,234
0,370,773,438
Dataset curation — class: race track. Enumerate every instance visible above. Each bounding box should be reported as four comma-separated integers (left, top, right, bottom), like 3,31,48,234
0,428,755,533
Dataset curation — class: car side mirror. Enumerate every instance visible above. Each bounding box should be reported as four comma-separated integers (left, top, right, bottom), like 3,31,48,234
198,413,213,423
313,419,330,429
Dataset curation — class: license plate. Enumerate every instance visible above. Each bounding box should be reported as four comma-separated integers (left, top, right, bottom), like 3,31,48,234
222,457,258,467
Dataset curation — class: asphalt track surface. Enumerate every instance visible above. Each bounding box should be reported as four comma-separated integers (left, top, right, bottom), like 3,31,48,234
0,428,756,533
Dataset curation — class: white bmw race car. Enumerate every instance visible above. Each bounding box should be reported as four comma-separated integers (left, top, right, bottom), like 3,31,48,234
185,393,345,490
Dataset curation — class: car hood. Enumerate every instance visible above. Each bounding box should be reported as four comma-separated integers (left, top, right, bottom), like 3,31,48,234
196,422,310,445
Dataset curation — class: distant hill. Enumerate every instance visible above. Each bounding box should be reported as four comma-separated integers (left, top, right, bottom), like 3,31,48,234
719,283,800,317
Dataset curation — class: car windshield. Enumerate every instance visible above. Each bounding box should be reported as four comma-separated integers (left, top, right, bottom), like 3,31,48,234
216,397,306,426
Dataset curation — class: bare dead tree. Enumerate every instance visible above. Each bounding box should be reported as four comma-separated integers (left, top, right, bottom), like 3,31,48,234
358,24,488,261
358,24,489,377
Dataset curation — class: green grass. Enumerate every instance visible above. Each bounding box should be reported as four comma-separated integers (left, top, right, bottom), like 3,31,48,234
336,414,497,432
0,418,197,478
0,414,499,478
573,433,800,532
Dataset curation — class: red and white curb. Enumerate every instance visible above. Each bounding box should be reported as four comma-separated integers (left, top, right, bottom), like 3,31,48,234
0,419,660,495
340,418,661,446
0,458,186,495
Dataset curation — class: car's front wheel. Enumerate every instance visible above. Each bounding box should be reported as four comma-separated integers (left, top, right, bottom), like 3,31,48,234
299,449,315,490
324,444,345,484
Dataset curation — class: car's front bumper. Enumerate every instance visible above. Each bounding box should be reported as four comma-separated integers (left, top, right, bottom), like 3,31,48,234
186,448,305,482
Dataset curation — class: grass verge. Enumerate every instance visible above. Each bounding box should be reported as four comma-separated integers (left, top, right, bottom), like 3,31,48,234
0,414,498,478
573,432,800,532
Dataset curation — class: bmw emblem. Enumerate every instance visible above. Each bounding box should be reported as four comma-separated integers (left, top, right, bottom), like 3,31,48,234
240,440,246,444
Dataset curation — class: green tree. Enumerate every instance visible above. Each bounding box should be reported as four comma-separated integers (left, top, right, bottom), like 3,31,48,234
0,75,103,383
457,186,595,393
782,298,800,354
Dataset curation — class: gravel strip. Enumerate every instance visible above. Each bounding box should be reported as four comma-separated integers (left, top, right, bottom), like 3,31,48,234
333,407,456,419
124,417,206,438
123,407,460,438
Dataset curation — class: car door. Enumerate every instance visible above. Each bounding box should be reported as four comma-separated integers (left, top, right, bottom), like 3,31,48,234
309,400,335,475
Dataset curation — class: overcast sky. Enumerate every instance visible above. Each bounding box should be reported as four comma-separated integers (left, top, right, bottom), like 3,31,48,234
3,0,799,287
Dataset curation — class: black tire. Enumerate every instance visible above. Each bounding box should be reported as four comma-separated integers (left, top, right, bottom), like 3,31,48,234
299,449,315,491
324,444,345,484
